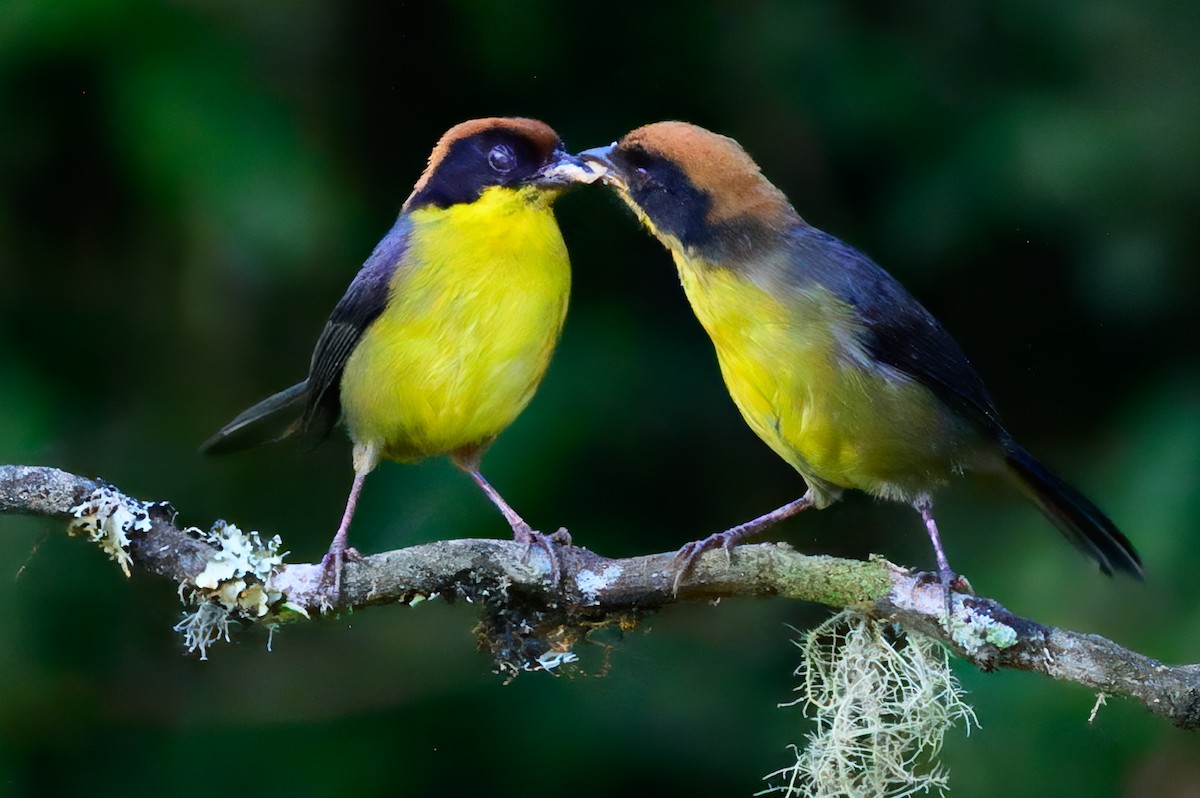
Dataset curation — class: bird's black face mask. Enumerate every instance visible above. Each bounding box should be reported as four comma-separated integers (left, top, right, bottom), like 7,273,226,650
410,130,558,210
609,145,716,251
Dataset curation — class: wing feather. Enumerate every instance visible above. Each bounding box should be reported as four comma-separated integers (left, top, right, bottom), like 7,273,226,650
301,217,411,438
786,226,1003,434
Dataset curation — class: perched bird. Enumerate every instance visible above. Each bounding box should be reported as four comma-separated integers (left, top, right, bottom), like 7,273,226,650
579,121,1142,591
203,117,598,593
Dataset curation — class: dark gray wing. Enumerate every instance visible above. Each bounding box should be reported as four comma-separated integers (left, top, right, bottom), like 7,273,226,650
787,226,1003,434
301,216,412,438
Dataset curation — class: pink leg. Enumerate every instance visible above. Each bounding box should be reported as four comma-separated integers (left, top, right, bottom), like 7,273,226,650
320,442,379,601
672,494,814,594
319,467,368,597
913,496,953,578
468,470,531,536
913,496,959,620
468,470,562,583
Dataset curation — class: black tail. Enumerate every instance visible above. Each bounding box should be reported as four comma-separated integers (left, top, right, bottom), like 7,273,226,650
200,381,309,455
1003,440,1143,579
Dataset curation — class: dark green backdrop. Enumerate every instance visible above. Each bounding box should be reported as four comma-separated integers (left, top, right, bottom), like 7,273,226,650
3,1,1198,796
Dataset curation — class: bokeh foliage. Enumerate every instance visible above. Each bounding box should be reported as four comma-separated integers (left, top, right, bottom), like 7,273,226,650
2,1,1198,796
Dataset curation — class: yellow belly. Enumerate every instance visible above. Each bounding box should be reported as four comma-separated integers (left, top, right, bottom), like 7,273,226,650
676,255,975,505
340,187,570,462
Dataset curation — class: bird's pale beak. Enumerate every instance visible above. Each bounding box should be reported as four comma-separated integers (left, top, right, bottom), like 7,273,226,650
577,144,615,167
533,149,607,187
576,144,622,187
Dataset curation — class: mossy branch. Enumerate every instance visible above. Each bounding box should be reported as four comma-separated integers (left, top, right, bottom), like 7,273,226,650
3,463,1197,727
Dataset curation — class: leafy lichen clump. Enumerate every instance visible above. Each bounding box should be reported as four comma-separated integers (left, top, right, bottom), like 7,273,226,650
762,610,977,798
949,605,1018,655
68,485,153,577
189,519,286,617
175,520,292,658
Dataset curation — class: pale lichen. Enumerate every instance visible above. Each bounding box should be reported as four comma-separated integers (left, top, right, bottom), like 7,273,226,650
188,520,286,617
762,610,977,798
68,485,154,577
173,602,232,661
575,564,623,604
949,604,1018,656
176,520,288,657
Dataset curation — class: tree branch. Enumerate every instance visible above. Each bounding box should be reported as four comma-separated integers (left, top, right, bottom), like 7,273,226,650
3,463,1197,728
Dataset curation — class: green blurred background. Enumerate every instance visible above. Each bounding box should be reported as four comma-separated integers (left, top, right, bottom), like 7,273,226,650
2,1,1198,795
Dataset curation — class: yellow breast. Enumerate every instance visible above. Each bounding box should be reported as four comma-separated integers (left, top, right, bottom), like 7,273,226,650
674,253,963,504
340,186,570,462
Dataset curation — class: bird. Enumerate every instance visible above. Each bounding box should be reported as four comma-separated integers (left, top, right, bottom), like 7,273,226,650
202,117,600,595
578,121,1142,593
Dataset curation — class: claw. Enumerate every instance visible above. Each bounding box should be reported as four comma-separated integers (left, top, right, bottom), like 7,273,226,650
670,529,743,595
670,494,814,595
318,544,362,607
915,565,962,625
513,523,564,586
318,547,345,603
465,469,565,585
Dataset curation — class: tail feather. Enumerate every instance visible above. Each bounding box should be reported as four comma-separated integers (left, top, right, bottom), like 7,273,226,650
1003,440,1143,579
200,381,309,455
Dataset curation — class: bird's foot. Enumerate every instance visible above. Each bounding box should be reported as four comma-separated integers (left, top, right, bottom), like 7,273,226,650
913,567,971,594
914,567,971,625
668,496,811,595
512,523,566,586
670,529,745,596
317,544,363,608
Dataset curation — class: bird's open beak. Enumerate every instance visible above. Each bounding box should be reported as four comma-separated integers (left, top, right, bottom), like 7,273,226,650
577,144,621,187
533,149,607,187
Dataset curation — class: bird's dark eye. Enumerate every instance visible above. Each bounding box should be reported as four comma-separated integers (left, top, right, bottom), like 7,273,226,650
619,147,656,182
487,144,516,174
